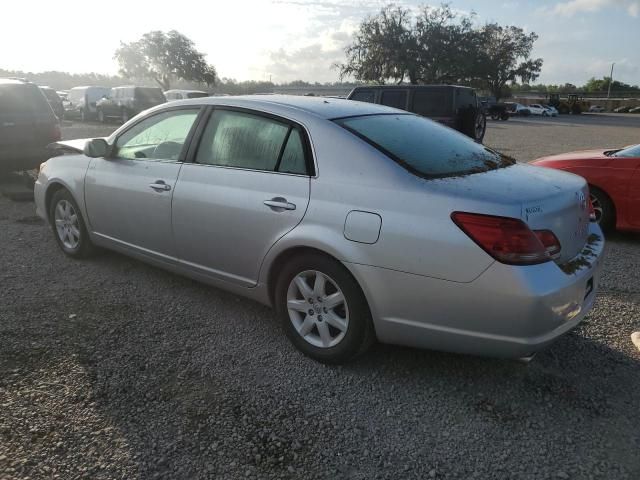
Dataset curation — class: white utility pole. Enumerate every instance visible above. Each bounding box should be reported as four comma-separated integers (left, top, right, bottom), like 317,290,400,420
607,62,615,99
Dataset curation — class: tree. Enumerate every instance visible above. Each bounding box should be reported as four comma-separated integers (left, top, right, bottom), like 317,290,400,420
114,30,217,90
475,24,543,100
337,6,416,84
412,5,478,84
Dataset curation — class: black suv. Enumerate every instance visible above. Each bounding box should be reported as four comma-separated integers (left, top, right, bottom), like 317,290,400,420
0,79,61,174
347,85,487,142
96,86,166,123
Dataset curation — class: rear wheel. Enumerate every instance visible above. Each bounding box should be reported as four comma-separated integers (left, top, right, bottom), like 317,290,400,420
275,253,374,363
49,189,95,258
474,112,487,143
589,186,615,232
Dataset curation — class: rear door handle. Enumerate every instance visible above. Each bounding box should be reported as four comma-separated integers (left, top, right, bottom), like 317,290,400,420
264,197,296,211
149,180,171,192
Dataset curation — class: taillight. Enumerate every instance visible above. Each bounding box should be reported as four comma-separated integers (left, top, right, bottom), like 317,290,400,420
534,229,561,259
451,212,555,266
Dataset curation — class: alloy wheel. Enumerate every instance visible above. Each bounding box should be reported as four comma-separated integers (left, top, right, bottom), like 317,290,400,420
286,270,349,348
590,193,603,224
54,199,80,250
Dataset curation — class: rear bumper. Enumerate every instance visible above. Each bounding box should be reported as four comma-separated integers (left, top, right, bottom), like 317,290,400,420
346,223,605,358
0,147,50,173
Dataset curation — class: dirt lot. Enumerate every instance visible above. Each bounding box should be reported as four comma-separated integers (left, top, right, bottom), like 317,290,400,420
1,115,639,479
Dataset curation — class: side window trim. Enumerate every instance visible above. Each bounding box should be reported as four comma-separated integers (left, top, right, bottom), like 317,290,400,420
274,127,293,172
110,106,205,163
188,105,315,176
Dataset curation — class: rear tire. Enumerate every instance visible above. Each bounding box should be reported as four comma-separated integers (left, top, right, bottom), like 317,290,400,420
589,186,615,233
49,189,95,258
474,112,487,143
275,252,375,364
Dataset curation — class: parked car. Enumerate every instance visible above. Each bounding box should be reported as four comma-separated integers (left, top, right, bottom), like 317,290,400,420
527,104,552,116
347,85,487,142
533,144,640,233
35,95,605,363
0,78,61,174
39,86,64,119
542,105,559,116
96,86,166,123
505,102,531,116
613,106,631,113
629,106,640,113
65,86,111,121
589,105,605,113
165,89,209,101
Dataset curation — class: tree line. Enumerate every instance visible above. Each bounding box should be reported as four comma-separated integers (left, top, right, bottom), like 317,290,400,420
337,4,543,100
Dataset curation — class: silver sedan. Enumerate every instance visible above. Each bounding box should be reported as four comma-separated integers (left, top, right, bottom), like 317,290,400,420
35,95,605,363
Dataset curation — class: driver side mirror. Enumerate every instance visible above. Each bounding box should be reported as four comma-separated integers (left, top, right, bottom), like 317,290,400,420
84,138,110,158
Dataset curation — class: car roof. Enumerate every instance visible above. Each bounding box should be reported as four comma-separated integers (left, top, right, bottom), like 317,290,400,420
351,84,474,91
0,78,30,86
165,94,404,120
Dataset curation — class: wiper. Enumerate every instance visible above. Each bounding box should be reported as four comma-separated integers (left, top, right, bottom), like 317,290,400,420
603,149,621,157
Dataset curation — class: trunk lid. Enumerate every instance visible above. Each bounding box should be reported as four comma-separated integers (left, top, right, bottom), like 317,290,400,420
425,163,590,263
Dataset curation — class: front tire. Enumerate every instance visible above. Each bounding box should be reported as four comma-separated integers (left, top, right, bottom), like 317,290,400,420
275,253,374,363
49,189,95,258
474,112,487,143
589,186,615,232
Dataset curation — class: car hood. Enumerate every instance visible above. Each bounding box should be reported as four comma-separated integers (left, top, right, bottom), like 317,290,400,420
47,138,102,154
532,149,610,164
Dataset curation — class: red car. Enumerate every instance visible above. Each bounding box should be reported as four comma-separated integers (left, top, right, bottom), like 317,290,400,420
532,144,640,232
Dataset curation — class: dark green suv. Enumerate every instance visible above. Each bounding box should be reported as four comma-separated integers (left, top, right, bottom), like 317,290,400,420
347,85,487,143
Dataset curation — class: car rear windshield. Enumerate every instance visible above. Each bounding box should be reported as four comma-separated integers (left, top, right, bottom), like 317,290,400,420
135,87,165,102
0,84,53,115
334,114,510,178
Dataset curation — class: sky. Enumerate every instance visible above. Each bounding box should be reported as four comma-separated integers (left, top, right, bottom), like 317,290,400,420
2,0,639,86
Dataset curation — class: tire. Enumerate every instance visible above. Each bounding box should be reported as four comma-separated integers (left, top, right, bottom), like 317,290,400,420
49,189,95,258
500,112,509,121
275,252,375,363
589,186,615,233
474,112,487,143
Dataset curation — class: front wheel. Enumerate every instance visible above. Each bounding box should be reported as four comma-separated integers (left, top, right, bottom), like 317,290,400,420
275,253,375,363
49,189,95,258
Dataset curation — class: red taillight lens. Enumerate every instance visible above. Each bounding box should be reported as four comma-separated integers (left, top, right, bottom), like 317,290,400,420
451,212,553,265
534,229,561,259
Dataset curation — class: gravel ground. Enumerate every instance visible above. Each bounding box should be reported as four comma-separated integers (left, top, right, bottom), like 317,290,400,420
1,117,639,480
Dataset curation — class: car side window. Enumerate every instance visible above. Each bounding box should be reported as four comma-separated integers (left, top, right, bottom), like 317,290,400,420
277,128,308,175
381,90,407,110
114,109,199,161
351,90,376,103
196,110,292,172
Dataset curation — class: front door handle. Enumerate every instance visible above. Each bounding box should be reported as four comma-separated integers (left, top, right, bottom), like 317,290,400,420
149,180,171,192
264,197,296,211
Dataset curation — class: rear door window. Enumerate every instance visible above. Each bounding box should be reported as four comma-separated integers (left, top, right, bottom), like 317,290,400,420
380,90,407,110
335,113,508,179
350,90,376,103
412,89,453,117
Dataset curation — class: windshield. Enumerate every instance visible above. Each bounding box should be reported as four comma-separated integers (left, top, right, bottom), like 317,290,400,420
334,114,512,178
613,144,640,158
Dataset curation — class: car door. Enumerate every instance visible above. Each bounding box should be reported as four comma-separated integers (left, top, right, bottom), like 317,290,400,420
628,158,640,227
84,107,201,258
172,107,312,286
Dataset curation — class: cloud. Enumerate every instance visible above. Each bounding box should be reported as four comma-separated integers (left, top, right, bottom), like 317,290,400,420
552,0,640,17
